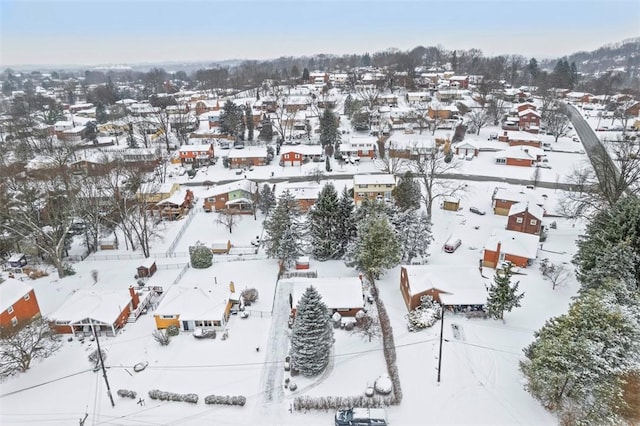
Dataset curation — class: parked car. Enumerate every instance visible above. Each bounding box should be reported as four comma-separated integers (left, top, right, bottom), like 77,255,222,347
193,328,216,339
335,408,388,426
443,236,462,253
469,207,486,215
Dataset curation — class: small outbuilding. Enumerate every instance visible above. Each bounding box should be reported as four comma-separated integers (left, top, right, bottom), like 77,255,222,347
295,256,310,270
137,258,157,278
442,197,460,212
212,240,232,254
7,253,27,268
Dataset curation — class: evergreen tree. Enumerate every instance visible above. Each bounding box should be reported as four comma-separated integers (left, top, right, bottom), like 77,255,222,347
220,100,245,140
343,94,352,116
579,241,639,297
258,183,276,215
95,102,108,124
277,226,302,268
392,171,421,211
336,186,355,257
451,50,458,73
391,209,432,264
84,121,98,142
309,183,341,260
258,119,273,141
520,284,640,425
301,68,310,83
344,213,401,280
319,108,341,150
290,286,334,377
527,58,539,82
245,105,254,141
485,264,525,321
263,190,301,261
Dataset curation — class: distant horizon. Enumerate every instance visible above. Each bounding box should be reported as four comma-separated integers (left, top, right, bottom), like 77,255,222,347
1,0,639,69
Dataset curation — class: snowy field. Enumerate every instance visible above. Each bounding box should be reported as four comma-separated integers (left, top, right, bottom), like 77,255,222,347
0,176,585,425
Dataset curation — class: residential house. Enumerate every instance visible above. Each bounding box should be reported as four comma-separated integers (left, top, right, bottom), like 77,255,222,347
289,278,365,317
194,100,219,116
379,94,399,107
492,187,545,216
399,265,489,311
280,145,323,166
353,174,396,206
340,139,377,159
202,179,257,213
227,147,268,169
506,202,544,236
50,287,142,335
284,96,310,113
406,92,431,104
153,189,195,220
516,102,537,113
178,143,214,167
495,146,537,167
455,142,479,158
518,109,541,133
278,182,324,212
154,285,234,331
449,75,469,89
0,279,41,333
497,131,542,148
482,229,540,268
428,105,458,119
137,182,181,204
565,92,592,104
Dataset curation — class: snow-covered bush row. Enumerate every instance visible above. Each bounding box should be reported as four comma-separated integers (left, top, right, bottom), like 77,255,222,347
292,395,395,411
117,389,137,399
203,395,247,406
406,295,442,332
376,298,402,403
148,390,198,404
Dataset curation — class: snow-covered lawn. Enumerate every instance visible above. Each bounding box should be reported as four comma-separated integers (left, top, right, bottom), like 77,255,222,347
0,178,585,425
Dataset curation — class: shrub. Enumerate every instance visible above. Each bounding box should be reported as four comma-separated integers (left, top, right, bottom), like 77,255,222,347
189,242,213,269
152,330,171,346
117,389,137,399
148,390,198,404
166,325,180,336
344,321,355,331
88,349,107,367
292,395,395,411
62,263,76,276
204,394,246,406
332,312,342,328
240,288,259,304
289,382,297,391
406,295,441,332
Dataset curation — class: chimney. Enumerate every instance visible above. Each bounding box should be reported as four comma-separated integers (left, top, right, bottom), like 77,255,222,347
503,131,507,136
129,286,140,310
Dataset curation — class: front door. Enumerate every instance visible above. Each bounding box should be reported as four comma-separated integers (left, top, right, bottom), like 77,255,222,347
182,321,190,331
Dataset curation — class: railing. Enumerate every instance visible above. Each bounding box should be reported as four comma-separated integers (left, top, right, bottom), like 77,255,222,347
149,263,190,310
241,309,272,318
165,207,198,255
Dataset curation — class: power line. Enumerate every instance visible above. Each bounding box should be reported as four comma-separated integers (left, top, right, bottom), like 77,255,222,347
0,369,93,398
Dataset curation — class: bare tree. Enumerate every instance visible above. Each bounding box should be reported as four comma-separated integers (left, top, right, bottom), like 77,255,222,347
352,310,381,343
375,140,408,174
467,108,489,135
0,317,61,378
531,166,541,187
413,103,430,135
544,103,571,142
487,98,506,126
216,209,241,233
355,86,381,111
409,147,467,217
539,259,571,290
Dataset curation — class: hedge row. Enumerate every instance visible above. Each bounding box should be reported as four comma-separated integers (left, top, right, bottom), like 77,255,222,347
117,389,137,399
293,395,395,412
204,395,247,406
148,389,198,404
376,296,403,404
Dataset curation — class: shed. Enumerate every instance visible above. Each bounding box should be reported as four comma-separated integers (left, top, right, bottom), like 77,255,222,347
442,197,460,212
295,256,310,270
137,258,157,278
8,253,27,268
212,240,232,254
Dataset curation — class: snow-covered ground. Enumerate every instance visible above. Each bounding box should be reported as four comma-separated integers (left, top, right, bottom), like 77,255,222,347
0,175,584,425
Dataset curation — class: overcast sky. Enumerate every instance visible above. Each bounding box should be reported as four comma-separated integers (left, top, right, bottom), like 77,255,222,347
1,0,639,67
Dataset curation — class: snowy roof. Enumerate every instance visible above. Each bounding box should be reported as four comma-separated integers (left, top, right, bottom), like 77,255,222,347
507,202,544,220
50,289,132,325
178,144,212,153
484,229,540,260
138,258,156,269
227,147,268,158
401,265,489,306
156,189,189,207
0,279,34,312
203,179,257,197
8,253,26,262
155,286,228,321
289,277,364,311
493,188,544,205
517,109,541,118
280,145,323,156
503,130,541,141
353,174,395,186
495,146,536,160
454,142,477,150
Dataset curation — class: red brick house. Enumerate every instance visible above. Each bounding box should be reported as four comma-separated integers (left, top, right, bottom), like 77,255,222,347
449,75,469,89
194,100,219,116
280,145,323,167
227,147,268,169
202,179,257,213
400,265,488,311
492,187,545,216
506,202,544,236
290,278,364,318
518,109,541,132
178,143,214,166
0,279,41,334
516,103,537,113
497,131,542,148
482,230,540,268
495,146,537,167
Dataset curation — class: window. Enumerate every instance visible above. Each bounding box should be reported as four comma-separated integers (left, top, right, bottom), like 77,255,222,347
337,308,351,312
496,158,506,164
516,217,523,224
7,305,14,314
294,153,300,159
161,315,175,319
195,321,204,327
530,219,537,225
55,320,70,325
204,320,212,327
11,317,18,327
24,293,30,301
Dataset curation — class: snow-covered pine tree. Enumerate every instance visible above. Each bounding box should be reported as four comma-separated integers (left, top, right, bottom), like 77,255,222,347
485,263,524,321
344,213,401,281
258,183,277,215
290,286,334,377
391,208,432,263
189,242,213,269
336,186,355,257
392,171,421,211
277,226,302,268
578,241,639,296
309,183,341,260
263,190,302,261
319,108,341,150
520,282,640,425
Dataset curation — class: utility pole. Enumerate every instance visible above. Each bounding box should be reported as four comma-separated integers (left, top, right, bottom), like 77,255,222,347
437,306,446,383
92,322,115,407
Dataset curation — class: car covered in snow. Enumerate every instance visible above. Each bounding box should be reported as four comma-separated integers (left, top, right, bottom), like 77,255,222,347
335,408,388,426
469,207,486,215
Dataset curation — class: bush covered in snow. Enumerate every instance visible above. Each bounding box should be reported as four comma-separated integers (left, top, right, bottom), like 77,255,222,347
88,349,107,367
148,390,198,404
152,330,171,346
189,243,213,269
166,325,180,336
240,288,259,304
204,394,246,406
117,389,137,399
292,395,395,411
332,312,342,328
406,295,442,332
374,374,393,395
